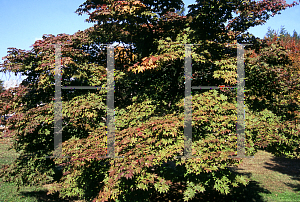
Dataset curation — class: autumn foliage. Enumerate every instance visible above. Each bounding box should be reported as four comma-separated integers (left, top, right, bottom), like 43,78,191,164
0,0,300,201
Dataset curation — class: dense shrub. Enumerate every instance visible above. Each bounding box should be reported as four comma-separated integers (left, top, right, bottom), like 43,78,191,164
0,0,299,201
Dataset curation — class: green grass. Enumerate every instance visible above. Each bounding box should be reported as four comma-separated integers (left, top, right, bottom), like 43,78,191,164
0,137,299,201
0,138,46,202
0,182,48,202
261,190,300,202
226,149,300,202
0,137,73,202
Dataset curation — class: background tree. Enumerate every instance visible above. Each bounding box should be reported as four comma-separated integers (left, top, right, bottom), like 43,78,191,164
0,0,300,201
265,26,278,41
292,29,300,40
175,4,186,16
0,79,13,129
0,79,4,93
258,26,300,158
0,79,5,128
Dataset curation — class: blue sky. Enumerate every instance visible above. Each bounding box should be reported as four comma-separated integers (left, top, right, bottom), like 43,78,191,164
1,0,299,89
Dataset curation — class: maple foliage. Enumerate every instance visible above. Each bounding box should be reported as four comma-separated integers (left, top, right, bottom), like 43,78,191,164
0,0,300,201
246,27,300,159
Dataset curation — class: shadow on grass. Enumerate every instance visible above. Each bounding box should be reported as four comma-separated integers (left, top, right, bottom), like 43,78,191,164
195,182,270,202
284,182,300,193
263,154,300,193
18,190,80,202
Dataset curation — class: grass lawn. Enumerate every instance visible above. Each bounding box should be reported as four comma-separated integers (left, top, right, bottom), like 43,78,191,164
0,136,299,201
228,149,300,202
0,137,75,202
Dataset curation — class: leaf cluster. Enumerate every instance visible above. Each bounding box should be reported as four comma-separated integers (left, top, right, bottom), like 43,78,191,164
0,0,299,201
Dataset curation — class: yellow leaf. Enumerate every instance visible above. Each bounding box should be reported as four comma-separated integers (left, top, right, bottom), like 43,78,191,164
124,6,130,11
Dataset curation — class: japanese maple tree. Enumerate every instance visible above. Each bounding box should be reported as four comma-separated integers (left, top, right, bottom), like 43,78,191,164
0,0,299,201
